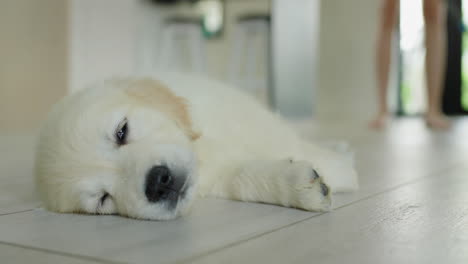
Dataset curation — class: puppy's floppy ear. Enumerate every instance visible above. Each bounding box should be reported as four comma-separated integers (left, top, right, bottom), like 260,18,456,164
126,79,200,141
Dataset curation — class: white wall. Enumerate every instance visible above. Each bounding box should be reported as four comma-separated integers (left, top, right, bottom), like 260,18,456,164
68,0,272,93
316,0,397,121
0,0,67,132
68,0,389,121
69,0,144,92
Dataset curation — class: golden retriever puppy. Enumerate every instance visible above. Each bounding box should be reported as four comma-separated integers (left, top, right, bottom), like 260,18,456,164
35,73,358,220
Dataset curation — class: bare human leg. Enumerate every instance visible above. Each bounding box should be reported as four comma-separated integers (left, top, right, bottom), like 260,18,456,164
370,0,399,129
423,0,451,129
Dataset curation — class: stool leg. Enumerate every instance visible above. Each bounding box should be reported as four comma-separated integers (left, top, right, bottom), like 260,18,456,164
158,26,175,70
190,25,206,73
229,26,245,86
173,26,186,71
245,30,259,94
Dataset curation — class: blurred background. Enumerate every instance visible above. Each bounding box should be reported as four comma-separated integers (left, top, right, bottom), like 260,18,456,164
1,0,466,133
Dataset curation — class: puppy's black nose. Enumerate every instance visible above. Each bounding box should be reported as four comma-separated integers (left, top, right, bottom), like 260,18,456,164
145,165,175,203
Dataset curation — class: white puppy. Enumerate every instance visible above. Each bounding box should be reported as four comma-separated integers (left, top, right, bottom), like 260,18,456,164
35,73,358,220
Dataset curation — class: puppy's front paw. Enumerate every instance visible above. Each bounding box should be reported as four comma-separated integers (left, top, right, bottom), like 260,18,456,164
285,160,332,212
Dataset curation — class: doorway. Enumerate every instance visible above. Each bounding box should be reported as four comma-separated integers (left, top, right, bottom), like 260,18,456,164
399,0,467,115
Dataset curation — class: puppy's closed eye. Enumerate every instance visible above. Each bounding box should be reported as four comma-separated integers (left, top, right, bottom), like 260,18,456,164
115,119,128,146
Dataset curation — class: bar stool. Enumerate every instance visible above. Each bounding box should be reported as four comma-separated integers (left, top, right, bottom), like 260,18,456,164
157,17,207,73
229,14,272,106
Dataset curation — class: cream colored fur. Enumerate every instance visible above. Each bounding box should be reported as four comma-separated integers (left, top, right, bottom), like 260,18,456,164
35,73,358,220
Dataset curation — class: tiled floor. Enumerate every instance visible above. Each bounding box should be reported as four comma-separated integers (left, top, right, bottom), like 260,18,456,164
1,118,468,264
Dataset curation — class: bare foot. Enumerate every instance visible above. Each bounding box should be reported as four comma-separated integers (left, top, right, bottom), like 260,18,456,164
369,112,388,130
426,113,451,130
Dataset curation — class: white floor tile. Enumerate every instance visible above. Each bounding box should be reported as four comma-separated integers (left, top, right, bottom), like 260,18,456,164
0,199,313,264
0,243,105,264
2,119,468,263
0,135,40,214
190,163,468,264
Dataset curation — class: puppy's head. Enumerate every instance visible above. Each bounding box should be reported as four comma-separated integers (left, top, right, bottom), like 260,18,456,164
35,78,200,220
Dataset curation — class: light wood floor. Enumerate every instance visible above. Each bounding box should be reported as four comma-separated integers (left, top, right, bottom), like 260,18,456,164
1,118,468,264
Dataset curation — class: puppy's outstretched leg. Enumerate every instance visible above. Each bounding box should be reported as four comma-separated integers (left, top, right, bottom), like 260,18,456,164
209,159,332,211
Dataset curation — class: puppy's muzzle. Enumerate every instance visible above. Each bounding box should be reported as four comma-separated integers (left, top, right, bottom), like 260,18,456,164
144,165,186,204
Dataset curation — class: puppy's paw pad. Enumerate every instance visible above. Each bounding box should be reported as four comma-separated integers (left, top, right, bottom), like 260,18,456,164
320,182,329,196
297,178,331,212
311,169,320,182
286,161,332,211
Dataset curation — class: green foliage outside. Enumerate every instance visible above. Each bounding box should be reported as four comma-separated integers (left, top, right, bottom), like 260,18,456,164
462,33,468,110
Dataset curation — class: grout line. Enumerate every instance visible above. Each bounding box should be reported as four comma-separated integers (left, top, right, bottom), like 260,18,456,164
175,161,467,264
171,212,327,264
2,161,467,264
333,161,465,211
0,209,35,217
0,241,127,264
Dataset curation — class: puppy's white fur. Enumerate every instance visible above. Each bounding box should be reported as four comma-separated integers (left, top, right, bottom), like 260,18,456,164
35,73,358,220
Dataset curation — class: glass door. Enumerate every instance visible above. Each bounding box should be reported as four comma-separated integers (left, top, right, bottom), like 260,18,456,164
399,0,466,115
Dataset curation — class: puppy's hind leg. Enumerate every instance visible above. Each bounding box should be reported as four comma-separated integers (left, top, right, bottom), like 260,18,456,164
210,159,332,212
